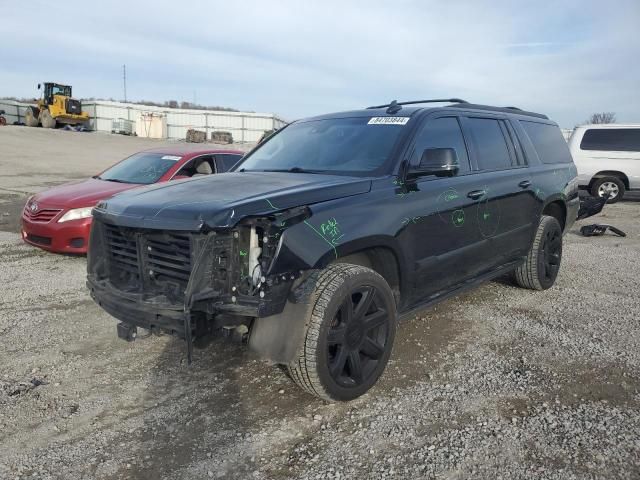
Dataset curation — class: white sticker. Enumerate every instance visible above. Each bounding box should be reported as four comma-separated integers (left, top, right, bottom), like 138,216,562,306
368,117,410,125
161,155,182,161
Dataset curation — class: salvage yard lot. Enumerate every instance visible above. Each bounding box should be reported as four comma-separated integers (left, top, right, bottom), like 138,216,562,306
1,126,639,479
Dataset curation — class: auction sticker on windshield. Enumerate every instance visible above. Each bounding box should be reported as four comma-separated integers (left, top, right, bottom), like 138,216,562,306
161,155,182,161
368,117,410,125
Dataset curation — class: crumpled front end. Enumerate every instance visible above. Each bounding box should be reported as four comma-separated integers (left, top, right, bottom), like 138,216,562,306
87,206,310,360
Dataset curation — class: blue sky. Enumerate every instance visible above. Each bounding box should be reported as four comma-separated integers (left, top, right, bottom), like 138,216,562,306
1,0,639,127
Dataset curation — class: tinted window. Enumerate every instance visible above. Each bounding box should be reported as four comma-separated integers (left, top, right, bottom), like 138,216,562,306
580,128,640,152
466,118,513,170
99,153,182,184
237,116,407,176
521,121,573,164
216,154,242,172
412,117,470,173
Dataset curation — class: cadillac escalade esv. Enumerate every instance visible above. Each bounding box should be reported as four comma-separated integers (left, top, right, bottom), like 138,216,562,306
87,99,579,401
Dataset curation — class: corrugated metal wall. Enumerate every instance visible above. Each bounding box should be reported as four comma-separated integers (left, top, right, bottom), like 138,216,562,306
0,99,287,142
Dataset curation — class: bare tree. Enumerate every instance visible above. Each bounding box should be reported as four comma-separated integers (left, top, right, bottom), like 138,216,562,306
586,112,616,124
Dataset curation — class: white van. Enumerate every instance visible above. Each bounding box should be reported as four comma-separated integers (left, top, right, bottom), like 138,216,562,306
568,124,640,202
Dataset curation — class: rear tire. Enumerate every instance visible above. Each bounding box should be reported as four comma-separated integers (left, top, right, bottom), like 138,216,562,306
514,215,563,290
287,264,397,402
40,109,56,129
25,106,40,127
591,177,625,203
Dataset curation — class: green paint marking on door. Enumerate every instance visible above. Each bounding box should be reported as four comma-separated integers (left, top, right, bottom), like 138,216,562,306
452,209,465,227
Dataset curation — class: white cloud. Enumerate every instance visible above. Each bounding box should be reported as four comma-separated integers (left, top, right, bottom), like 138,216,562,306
1,0,638,127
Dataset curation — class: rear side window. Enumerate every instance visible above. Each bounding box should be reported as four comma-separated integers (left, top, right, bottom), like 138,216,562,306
412,117,470,173
216,153,243,172
521,121,573,164
466,118,513,170
580,128,640,152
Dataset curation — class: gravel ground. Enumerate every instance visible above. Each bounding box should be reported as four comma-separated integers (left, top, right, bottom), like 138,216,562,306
0,128,639,479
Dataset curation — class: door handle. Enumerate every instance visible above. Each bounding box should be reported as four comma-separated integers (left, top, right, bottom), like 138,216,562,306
518,180,532,188
467,189,486,200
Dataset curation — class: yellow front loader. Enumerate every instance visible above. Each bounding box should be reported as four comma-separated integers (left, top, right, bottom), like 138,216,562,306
24,82,89,128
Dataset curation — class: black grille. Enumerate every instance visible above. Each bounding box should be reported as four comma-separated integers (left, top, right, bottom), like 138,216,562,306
66,98,82,115
146,232,192,287
104,224,140,287
102,223,193,296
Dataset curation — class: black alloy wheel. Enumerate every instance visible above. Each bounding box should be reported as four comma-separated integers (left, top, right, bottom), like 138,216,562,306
326,285,390,388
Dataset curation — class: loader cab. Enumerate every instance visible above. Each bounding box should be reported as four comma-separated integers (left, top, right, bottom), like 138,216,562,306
40,83,72,105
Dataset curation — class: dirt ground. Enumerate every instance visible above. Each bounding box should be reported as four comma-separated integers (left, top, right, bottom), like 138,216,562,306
0,126,639,479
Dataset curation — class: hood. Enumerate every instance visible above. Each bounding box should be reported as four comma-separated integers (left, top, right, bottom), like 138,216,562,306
93,172,372,230
33,178,139,208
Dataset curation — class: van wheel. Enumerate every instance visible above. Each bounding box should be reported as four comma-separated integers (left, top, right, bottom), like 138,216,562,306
287,264,397,402
514,215,563,291
591,177,625,203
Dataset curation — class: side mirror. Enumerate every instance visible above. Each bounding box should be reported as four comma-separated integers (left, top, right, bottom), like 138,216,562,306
408,148,459,178
37,84,41,90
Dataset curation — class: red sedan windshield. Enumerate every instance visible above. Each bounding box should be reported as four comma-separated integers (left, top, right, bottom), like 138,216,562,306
97,153,182,184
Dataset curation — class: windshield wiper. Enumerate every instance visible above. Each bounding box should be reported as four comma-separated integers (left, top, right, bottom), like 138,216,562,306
262,167,325,174
101,178,133,184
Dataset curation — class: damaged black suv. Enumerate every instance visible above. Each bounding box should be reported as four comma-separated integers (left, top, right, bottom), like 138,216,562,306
87,99,578,401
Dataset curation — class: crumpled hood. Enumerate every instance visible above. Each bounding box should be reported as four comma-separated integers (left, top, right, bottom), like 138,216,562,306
93,171,372,230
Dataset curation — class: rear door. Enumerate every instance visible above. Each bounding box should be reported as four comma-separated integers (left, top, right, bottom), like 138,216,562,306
459,115,537,270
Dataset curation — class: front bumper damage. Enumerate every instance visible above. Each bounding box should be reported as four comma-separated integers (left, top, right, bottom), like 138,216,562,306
87,207,309,362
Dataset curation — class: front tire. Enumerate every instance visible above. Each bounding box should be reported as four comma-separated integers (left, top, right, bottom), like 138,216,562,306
287,264,397,402
25,106,40,127
591,177,625,203
514,215,563,290
40,109,56,129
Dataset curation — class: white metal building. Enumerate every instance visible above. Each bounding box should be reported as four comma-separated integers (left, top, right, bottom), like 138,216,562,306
0,99,286,142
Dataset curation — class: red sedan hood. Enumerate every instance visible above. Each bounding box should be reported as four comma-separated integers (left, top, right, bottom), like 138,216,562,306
32,178,141,208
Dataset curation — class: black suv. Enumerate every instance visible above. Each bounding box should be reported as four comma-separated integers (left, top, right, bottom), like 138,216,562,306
87,99,578,401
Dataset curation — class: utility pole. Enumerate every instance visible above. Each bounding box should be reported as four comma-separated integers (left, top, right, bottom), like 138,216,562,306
123,64,127,102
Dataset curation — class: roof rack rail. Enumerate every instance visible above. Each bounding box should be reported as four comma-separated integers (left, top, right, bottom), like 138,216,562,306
367,98,469,112
446,103,549,120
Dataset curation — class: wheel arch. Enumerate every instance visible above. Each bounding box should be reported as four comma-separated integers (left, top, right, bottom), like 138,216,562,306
541,199,567,231
589,171,630,190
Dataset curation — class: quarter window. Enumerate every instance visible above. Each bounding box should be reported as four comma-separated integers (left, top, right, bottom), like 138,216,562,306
580,128,640,152
412,117,470,173
466,118,514,170
520,121,573,164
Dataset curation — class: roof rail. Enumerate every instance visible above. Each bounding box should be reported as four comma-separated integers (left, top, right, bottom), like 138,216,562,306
446,103,549,119
367,98,469,112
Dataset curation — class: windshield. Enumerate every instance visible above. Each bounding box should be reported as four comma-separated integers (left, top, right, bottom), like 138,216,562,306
98,153,182,184
237,116,408,175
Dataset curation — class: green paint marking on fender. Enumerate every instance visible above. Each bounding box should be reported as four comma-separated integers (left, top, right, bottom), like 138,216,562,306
483,212,490,220
304,220,339,259
265,199,279,210
239,250,248,257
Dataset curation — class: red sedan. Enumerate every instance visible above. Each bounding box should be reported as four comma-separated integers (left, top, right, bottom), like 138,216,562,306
22,146,244,254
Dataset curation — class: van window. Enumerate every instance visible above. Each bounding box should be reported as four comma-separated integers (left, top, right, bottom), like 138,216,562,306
521,121,573,164
412,117,470,173
580,128,640,152
466,118,513,170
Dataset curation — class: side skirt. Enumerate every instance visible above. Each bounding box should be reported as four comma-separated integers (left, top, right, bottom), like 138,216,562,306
398,260,523,322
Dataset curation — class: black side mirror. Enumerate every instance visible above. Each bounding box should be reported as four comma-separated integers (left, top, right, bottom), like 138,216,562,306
408,148,459,178
37,84,41,90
